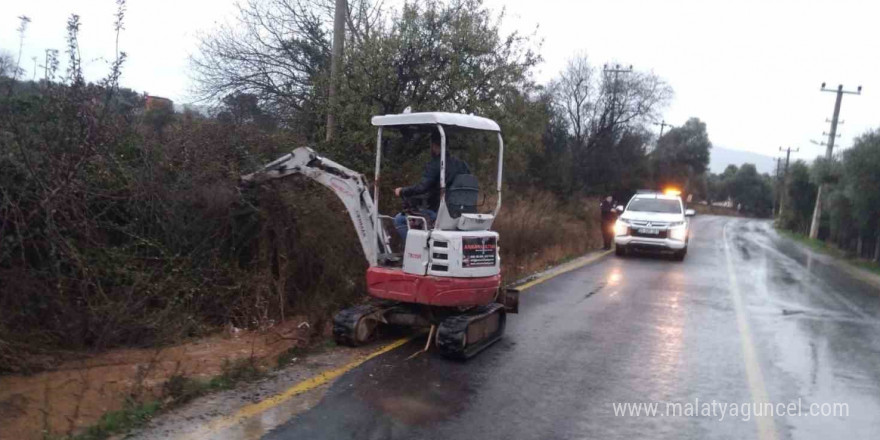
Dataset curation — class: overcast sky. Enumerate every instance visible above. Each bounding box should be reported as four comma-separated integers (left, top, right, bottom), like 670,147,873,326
2,0,878,163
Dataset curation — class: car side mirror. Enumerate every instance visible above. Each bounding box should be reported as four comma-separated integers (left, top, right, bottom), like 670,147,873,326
685,209,696,217
615,205,624,212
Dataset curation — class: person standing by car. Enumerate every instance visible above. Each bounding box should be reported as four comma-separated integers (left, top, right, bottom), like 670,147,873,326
599,195,617,250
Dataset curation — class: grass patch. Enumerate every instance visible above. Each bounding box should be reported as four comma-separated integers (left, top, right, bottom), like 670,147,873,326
776,228,880,275
207,357,265,391
71,400,161,440
276,346,304,369
66,357,267,440
852,260,880,276
776,229,844,257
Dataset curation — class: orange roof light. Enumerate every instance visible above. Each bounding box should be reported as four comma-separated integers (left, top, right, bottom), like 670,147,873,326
664,188,681,196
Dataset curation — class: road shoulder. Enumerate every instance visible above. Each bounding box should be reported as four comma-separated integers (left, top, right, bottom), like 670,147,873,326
127,249,612,439
775,228,880,292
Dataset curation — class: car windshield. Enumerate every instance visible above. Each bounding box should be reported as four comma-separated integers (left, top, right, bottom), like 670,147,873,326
627,198,681,214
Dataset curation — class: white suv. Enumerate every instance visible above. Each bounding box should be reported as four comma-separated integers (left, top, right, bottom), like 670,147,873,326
614,191,695,260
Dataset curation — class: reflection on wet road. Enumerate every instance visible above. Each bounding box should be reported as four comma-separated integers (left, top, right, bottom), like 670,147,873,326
260,216,880,439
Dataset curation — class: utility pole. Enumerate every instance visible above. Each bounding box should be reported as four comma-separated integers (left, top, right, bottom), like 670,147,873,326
603,64,633,137
654,120,673,138
325,0,347,142
778,146,798,218
773,157,783,217
809,83,861,239
650,120,673,154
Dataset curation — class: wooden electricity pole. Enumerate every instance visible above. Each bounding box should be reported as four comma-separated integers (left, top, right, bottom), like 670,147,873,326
809,83,861,239
326,0,347,141
778,146,798,219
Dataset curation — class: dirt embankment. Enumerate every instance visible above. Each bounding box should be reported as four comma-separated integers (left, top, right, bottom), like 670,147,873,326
0,318,317,440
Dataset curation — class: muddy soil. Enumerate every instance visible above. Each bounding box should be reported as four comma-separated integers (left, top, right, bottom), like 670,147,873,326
0,317,316,440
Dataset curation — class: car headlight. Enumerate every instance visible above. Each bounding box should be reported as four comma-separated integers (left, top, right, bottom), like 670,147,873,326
614,219,630,236
668,225,687,241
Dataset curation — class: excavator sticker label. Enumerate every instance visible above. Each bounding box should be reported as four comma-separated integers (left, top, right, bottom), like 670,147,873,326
462,237,497,267
329,178,355,198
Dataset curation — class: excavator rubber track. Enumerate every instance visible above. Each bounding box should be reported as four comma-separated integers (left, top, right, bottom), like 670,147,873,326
436,303,506,360
333,303,389,346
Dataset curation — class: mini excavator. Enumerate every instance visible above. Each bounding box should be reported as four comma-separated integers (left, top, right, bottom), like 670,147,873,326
241,112,518,359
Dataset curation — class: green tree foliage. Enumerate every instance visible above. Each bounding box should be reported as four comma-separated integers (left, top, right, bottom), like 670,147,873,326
779,160,818,234
704,164,739,205
775,131,880,260
702,163,776,218
335,0,543,177
217,92,278,130
843,130,880,243
650,117,711,192
727,164,773,216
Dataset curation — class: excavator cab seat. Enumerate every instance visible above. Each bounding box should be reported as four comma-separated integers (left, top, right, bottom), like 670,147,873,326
446,174,479,218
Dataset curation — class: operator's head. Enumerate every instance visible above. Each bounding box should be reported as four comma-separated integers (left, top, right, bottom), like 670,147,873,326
605,195,613,202
430,131,442,157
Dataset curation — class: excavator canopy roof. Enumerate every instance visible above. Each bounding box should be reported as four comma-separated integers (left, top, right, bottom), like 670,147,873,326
371,112,501,132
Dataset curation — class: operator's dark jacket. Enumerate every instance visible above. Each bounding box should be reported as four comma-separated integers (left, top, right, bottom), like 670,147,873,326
401,154,470,212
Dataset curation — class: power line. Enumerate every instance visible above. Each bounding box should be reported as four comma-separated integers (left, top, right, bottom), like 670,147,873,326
809,83,861,239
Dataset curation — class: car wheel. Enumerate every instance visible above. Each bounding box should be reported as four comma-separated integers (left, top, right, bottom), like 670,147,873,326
615,246,627,257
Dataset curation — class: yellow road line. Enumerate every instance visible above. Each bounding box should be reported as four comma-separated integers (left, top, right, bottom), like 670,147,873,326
202,249,611,437
199,335,416,436
513,250,613,291
723,223,778,440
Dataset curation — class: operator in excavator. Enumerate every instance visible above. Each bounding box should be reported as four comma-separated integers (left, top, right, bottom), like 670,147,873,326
393,130,470,241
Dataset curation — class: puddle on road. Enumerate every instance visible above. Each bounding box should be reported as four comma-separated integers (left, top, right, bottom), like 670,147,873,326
343,348,477,428
356,370,470,426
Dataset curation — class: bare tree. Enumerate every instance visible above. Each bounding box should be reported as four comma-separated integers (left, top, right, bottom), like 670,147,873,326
551,55,596,147
553,54,672,151
191,0,382,125
0,51,22,79
192,1,329,117
550,54,672,192
594,67,671,139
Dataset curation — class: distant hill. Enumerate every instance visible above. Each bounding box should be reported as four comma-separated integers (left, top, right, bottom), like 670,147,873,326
710,147,776,175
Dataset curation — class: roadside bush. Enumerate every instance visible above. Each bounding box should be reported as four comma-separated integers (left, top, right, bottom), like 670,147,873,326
0,6,605,375
495,191,601,281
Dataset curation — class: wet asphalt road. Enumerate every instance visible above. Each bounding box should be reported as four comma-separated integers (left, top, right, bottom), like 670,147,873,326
263,215,880,440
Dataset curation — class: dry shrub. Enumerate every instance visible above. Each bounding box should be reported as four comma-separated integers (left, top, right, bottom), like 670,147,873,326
0,73,321,371
495,190,602,282
0,8,603,376
0,87,600,374
0,72,599,375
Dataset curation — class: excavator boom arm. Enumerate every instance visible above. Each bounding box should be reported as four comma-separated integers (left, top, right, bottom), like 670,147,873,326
241,147,385,267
